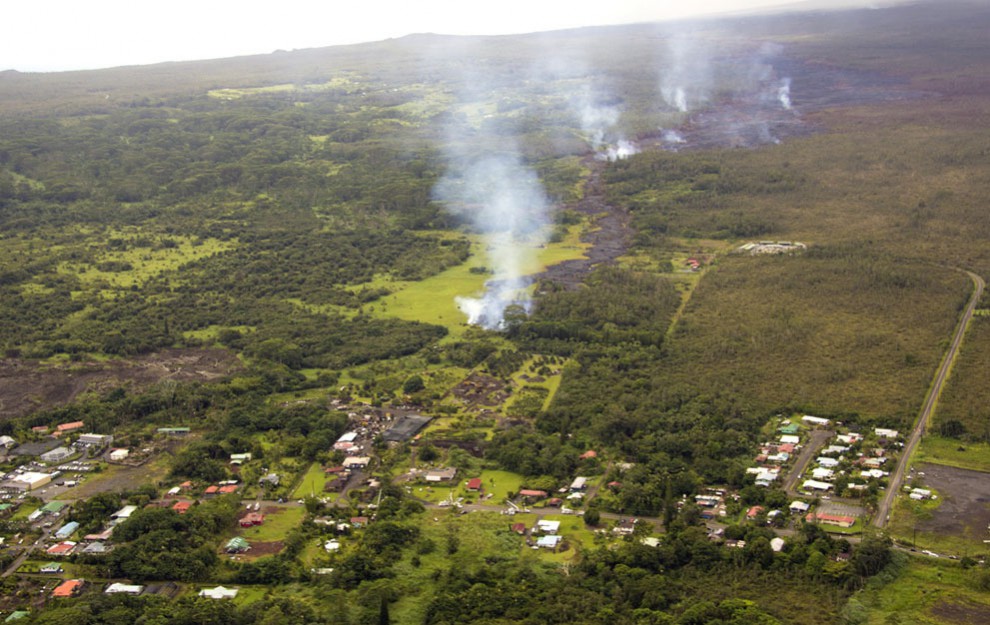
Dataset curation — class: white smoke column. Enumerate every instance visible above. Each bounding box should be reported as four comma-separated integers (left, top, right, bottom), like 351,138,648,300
434,153,550,330
599,139,641,161
574,85,619,150
777,77,792,110
659,29,712,113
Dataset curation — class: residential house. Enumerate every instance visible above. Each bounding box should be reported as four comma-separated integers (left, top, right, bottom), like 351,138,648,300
47,541,77,556
200,586,239,600
108,449,130,462
225,537,250,553
240,512,264,527
806,512,856,528
536,535,562,549
579,450,597,460
111,505,137,520
52,579,85,598
55,521,80,540
424,467,457,482
465,478,483,491
105,583,144,595
55,421,85,435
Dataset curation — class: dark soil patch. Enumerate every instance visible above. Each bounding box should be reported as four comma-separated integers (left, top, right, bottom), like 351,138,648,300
450,372,510,408
930,600,990,624
915,462,990,540
244,540,285,559
0,348,241,420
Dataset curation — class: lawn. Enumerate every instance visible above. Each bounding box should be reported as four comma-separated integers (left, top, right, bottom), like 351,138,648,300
239,505,306,542
368,223,590,339
292,463,328,500
914,436,990,473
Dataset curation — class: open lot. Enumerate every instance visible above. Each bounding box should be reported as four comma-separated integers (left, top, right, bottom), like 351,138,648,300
892,462,990,552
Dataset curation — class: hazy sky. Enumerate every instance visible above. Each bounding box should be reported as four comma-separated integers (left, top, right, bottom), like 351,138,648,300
2,0,829,72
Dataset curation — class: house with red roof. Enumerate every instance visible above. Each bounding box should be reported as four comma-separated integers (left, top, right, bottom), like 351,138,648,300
579,450,598,460
806,512,856,528
47,541,77,556
746,506,765,520
465,478,483,491
240,512,264,527
204,485,219,496
218,485,238,495
172,501,192,514
56,421,85,434
52,579,85,598
518,489,548,500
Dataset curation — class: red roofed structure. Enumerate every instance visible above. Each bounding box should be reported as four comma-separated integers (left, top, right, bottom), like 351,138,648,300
240,512,264,527
56,421,85,433
172,501,192,514
518,489,548,499
466,478,483,491
52,579,85,598
805,512,856,528
47,541,77,556
218,485,238,494
204,485,219,495
579,450,598,460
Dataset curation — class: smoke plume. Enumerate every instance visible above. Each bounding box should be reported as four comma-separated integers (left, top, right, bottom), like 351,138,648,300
433,151,551,330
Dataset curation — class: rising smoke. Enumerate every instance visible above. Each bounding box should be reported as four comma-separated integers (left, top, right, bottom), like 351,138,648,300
433,144,550,330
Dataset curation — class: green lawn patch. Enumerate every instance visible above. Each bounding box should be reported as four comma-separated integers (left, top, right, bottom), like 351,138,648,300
239,505,305,543
292,463,328,500
915,436,990,473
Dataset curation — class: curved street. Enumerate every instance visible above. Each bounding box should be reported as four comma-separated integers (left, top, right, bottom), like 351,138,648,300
873,270,985,528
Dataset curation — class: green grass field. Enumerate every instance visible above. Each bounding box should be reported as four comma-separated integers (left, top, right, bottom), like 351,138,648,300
292,463,328,500
914,436,990,473
367,223,590,339
239,505,305,543
855,557,990,625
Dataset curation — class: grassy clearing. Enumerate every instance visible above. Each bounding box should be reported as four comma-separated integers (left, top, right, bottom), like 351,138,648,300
389,511,538,624
368,222,591,339
914,436,990,473
855,557,990,625
887,496,989,557
57,236,233,290
239,505,305,543
291,463,328,500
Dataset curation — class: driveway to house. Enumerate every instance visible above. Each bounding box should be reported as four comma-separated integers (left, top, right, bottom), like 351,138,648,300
873,270,985,528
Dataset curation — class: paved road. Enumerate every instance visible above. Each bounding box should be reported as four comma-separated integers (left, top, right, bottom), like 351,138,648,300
873,270,985,528
783,429,834,495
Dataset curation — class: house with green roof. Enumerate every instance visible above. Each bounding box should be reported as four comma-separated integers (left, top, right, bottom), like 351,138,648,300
225,537,250,553
778,423,800,435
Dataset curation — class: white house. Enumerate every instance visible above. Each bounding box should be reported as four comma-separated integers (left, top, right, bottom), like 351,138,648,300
812,468,835,481
200,586,239,600
342,457,370,469
789,501,810,513
105,583,143,595
802,479,833,491
802,415,830,427
816,457,839,468
109,449,130,462
779,435,800,445
874,428,899,439
536,520,561,535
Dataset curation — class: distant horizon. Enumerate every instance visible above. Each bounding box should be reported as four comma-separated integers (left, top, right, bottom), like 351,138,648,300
1,0,907,73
